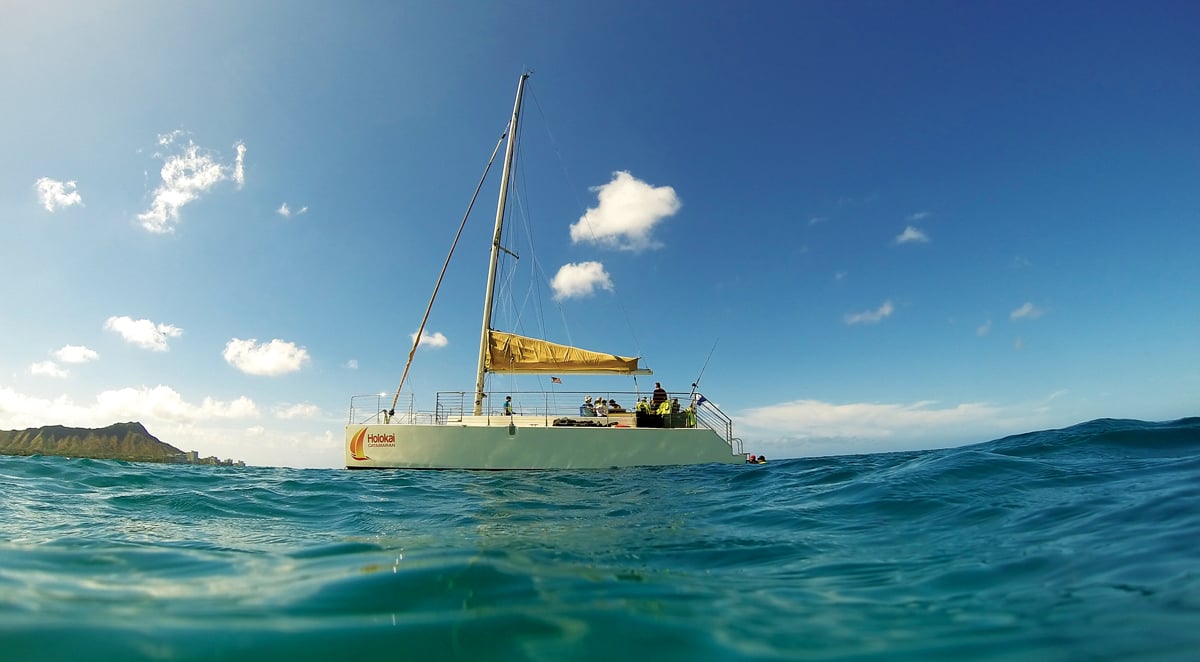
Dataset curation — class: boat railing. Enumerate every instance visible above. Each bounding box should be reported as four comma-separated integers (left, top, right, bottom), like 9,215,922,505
348,393,422,425
432,390,739,446
351,390,740,452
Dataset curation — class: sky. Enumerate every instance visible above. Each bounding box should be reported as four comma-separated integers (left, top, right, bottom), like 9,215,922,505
2,1,1198,468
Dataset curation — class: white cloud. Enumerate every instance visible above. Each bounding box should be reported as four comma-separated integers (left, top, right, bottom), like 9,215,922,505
551,261,613,301
105,316,183,351
277,203,308,218
137,134,246,233
569,171,680,251
223,338,310,376
233,142,246,188
0,385,343,468
1010,302,1045,320
273,403,321,420
30,361,68,378
809,216,827,226
895,225,929,244
95,385,259,422
735,398,1038,457
977,320,992,336
410,331,448,348
741,399,998,441
34,178,83,212
54,345,99,363
907,211,930,221
345,359,359,370
845,300,894,325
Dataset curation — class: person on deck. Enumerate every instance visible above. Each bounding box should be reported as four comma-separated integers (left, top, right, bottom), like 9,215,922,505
504,396,513,416
593,397,608,416
656,399,672,415
580,396,594,416
670,398,680,413
650,382,668,411
636,397,650,413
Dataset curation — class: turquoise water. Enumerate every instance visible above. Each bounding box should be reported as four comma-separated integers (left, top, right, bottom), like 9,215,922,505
2,418,1198,661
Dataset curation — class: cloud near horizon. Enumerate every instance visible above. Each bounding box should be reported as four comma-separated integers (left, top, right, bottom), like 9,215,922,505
551,261,614,300
845,300,894,325
105,316,183,351
569,171,680,251
34,177,83,212
30,361,68,378
138,132,246,233
735,397,1046,458
0,384,258,429
223,338,310,376
273,403,321,419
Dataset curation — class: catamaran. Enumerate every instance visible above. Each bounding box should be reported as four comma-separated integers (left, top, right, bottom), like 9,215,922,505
345,73,749,469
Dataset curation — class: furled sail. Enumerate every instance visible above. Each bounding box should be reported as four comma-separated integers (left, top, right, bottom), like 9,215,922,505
486,330,649,374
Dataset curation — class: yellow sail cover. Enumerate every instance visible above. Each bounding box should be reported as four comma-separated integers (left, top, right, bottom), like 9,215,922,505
486,331,645,374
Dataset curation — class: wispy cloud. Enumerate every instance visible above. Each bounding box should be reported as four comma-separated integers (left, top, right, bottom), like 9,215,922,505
137,132,246,233
233,142,246,188
895,225,929,244
34,178,83,212
741,399,1001,442
977,320,992,336
273,403,321,420
410,331,449,348
105,316,183,351
734,397,1054,457
1010,302,1045,320
845,300,894,325
96,385,258,421
223,338,310,376
809,216,827,226
907,211,930,221
0,384,258,428
277,203,309,218
551,261,614,300
54,345,99,363
570,171,680,251
345,359,359,370
30,361,68,378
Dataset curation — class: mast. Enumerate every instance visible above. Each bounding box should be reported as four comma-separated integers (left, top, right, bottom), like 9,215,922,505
474,72,529,415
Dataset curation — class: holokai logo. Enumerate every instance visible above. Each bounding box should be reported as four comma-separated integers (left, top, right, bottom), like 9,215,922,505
350,428,397,461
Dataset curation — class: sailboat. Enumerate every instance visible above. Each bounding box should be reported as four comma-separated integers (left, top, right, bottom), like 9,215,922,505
345,73,748,469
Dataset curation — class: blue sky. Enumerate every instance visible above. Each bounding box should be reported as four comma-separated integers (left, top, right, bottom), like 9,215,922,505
2,1,1197,467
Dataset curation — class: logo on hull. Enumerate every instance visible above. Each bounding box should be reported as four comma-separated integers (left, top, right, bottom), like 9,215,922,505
349,428,370,461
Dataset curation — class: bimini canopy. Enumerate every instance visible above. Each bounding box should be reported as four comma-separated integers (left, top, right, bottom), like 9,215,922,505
486,330,651,375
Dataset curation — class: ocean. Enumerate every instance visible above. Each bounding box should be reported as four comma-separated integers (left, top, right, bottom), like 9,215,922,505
2,418,1198,661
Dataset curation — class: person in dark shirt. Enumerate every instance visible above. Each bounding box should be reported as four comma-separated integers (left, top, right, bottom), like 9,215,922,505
650,382,668,411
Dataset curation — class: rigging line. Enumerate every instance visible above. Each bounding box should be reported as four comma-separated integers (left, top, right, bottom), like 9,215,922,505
690,338,720,398
389,127,510,414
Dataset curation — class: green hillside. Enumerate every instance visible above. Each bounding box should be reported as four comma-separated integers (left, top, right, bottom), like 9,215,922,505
0,422,186,463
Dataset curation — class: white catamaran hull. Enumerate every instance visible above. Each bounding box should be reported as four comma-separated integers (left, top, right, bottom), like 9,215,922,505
346,421,742,469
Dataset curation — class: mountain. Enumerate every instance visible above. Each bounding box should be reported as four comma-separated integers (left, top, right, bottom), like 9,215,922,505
0,422,186,463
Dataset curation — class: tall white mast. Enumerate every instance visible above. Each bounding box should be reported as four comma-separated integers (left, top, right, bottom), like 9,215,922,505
474,72,529,416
